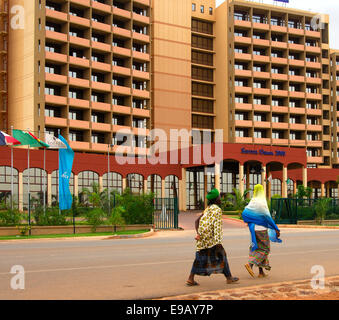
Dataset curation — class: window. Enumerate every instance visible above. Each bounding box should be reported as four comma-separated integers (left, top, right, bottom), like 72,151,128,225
209,7,213,15
192,3,196,11
200,5,204,13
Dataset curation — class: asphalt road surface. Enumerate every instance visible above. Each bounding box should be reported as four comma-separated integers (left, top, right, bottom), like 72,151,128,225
0,214,338,300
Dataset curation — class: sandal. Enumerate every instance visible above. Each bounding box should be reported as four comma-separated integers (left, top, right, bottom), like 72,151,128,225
258,273,267,278
186,280,199,287
227,277,239,284
245,264,255,278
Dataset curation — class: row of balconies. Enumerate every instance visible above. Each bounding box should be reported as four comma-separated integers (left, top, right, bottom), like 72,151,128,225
233,19,321,38
234,37,322,54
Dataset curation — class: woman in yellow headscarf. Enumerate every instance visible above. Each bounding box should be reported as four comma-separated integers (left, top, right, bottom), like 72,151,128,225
242,184,282,278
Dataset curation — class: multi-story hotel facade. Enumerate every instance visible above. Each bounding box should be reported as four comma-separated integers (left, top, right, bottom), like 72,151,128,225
1,0,339,211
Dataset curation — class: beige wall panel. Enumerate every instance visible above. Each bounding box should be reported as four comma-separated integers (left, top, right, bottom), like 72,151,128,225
153,58,190,77
153,24,191,45
153,40,191,61
152,0,191,27
8,0,36,131
153,74,190,93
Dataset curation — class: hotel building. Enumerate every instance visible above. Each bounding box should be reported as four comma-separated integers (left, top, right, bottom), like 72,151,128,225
1,0,339,211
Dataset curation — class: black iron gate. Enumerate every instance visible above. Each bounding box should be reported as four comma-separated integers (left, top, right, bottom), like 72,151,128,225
153,198,179,229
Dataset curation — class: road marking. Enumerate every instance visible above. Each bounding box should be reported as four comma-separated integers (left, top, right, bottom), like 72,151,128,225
0,247,338,276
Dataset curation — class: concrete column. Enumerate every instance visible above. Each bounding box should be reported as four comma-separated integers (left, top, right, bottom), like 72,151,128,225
321,183,325,197
122,177,127,191
261,165,266,196
214,163,221,192
239,163,244,195
303,166,307,188
47,173,52,207
326,184,330,198
282,166,288,198
180,168,187,212
161,179,165,198
293,180,297,195
99,176,103,193
246,164,250,190
143,179,147,193
74,174,79,198
18,172,23,212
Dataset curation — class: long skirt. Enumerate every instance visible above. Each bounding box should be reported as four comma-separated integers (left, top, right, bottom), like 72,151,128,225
191,244,232,277
249,230,271,270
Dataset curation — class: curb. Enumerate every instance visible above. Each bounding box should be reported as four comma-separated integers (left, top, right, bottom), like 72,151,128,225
103,229,155,240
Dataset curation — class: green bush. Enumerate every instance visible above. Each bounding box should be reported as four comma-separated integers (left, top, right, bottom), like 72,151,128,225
116,189,154,225
0,208,22,226
297,206,315,220
33,206,68,226
85,208,106,232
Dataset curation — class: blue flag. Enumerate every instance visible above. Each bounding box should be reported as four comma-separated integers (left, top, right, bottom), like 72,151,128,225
58,135,74,211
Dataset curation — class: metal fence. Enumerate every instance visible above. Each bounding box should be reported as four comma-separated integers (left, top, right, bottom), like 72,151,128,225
153,198,179,229
271,198,339,224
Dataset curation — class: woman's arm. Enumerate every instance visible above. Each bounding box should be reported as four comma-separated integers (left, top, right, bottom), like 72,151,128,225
195,214,203,240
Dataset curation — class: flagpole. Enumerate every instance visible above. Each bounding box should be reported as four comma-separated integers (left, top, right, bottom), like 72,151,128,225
108,144,110,215
10,126,13,210
43,128,46,215
58,129,60,215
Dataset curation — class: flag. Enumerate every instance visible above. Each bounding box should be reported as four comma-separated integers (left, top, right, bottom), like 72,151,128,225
286,178,291,184
0,131,21,146
267,174,273,183
58,135,74,211
28,132,49,148
45,133,67,149
12,129,49,148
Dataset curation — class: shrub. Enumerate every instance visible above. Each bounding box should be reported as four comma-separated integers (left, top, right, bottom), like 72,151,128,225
85,208,106,232
109,206,126,232
314,198,331,224
0,208,22,226
116,190,154,225
32,205,68,226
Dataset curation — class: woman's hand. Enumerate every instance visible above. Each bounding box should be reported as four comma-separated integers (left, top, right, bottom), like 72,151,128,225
276,230,280,238
195,234,201,241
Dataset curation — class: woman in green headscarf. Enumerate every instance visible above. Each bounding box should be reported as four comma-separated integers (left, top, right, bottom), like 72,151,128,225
186,188,239,286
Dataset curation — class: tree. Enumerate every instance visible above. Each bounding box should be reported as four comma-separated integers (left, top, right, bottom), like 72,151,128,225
225,188,250,217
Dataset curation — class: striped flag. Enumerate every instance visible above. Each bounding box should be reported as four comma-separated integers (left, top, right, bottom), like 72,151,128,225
0,131,21,146
12,129,49,148
45,133,67,149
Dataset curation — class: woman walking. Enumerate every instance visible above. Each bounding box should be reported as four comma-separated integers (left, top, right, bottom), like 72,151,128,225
186,188,239,286
242,184,282,278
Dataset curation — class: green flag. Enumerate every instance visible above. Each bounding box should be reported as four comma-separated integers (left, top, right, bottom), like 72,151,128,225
12,129,48,148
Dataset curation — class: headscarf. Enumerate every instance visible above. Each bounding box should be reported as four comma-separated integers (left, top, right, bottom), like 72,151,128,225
206,188,219,201
242,184,282,251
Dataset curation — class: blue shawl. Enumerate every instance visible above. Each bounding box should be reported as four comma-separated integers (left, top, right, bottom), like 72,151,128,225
242,189,282,251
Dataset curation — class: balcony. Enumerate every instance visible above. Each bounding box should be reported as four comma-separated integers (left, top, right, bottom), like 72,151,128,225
92,81,111,92
254,121,270,129
69,141,90,151
132,12,150,25
132,32,150,43
132,50,149,61
234,36,251,44
69,14,90,27
91,122,111,132
272,138,289,145
271,106,288,113
92,0,112,13
235,137,252,143
252,22,269,31
45,51,67,63
289,107,306,115
271,89,288,97
69,35,90,47
234,69,252,77
132,108,150,118
70,0,90,7
113,85,131,95
113,26,131,38
91,143,110,152
113,65,131,77
290,139,306,147
306,93,321,100
289,75,305,82
290,123,306,130
113,46,131,57
133,0,150,6
252,71,270,79
305,45,321,54
253,104,270,112
68,97,89,109
271,57,287,65
45,30,67,42
252,54,270,63
253,88,270,95
132,69,150,80
91,101,111,112
113,7,131,19
69,56,90,68
288,43,304,51
289,59,305,67
272,122,288,129
92,60,111,72
307,140,322,147
271,25,287,33
253,38,269,46
271,73,288,81
92,40,111,52
113,104,131,115
287,27,304,36
305,77,321,85
234,53,251,61
271,41,287,49
234,19,251,28
234,120,252,127
306,108,321,116
112,124,132,133
235,86,251,94
289,91,305,98
45,116,67,127
69,119,90,129
234,103,252,111
306,61,321,69
132,127,149,136
307,156,322,163
69,77,89,88
46,8,67,22
305,30,320,38
92,21,111,33
45,95,67,105
45,73,67,85
253,137,271,144
132,89,150,99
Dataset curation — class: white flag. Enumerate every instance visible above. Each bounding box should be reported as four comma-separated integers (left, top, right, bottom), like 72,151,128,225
45,133,67,149
267,174,272,183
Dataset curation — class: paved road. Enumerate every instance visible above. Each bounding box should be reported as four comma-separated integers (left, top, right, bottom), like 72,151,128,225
0,214,338,300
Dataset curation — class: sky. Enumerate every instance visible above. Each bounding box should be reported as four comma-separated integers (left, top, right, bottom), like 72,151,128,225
215,0,339,49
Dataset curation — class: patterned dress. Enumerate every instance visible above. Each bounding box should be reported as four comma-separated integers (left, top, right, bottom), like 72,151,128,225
191,204,232,277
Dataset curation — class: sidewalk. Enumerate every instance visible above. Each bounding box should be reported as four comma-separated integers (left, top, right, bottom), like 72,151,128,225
158,276,339,300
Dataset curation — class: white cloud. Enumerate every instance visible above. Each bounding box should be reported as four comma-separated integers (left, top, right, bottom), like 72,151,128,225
215,0,339,49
